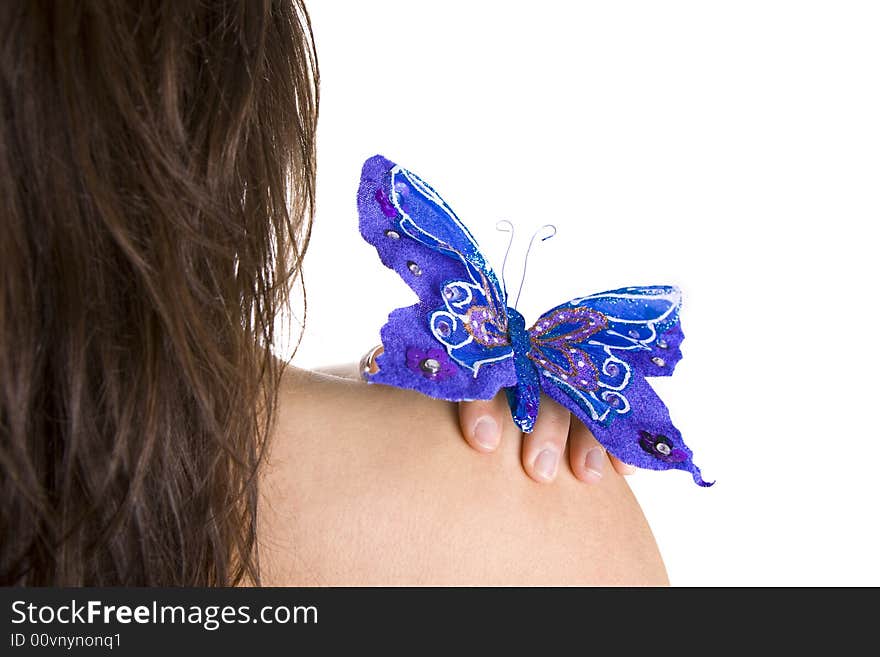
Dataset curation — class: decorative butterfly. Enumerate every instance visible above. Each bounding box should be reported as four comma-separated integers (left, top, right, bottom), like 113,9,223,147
357,154,710,486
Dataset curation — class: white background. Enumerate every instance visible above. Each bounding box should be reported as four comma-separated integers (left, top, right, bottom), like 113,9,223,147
285,1,880,585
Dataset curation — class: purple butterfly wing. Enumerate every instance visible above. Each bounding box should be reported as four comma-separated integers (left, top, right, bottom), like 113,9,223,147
528,286,711,486
358,155,516,400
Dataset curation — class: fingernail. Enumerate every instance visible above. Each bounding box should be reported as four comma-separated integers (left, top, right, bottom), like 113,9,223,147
534,449,558,481
584,447,605,480
473,417,500,450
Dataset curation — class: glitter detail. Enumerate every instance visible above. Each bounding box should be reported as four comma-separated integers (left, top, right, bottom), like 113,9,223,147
420,358,441,374
526,306,608,391
651,356,666,367
638,431,687,463
405,346,456,381
407,261,422,276
463,305,511,348
529,306,608,345
656,338,668,349
384,229,400,239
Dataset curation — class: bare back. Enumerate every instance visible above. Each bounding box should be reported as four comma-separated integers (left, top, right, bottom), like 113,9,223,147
258,367,668,585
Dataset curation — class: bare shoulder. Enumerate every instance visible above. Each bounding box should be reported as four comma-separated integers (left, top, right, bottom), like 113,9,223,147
257,365,668,586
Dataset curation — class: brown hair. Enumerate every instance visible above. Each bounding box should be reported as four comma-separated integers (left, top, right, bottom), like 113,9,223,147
0,0,318,585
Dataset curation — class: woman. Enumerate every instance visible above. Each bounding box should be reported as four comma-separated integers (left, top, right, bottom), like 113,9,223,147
0,0,666,585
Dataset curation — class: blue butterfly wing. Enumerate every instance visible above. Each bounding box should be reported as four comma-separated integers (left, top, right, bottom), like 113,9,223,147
528,286,710,486
358,155,516,400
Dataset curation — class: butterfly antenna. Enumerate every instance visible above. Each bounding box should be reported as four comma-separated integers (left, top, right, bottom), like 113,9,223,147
495,219,515,300
514,224,556,309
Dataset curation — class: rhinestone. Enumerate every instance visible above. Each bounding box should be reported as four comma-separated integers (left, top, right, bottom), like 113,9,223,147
651,356,666,367
419,358,441,374
577,360,585,367
407,261,421,276
628,330,640,339
561,374,568,380
436,322,451,337
607,363,619,375
608,395,622,408
655,441,672,456
657,339,668,349
384,230,400,240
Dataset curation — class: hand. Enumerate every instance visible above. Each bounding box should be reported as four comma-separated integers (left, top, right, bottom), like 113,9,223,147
321,345,636,485
457,393,635,484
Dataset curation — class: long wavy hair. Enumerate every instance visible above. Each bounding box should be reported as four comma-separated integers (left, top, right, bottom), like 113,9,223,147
0,0,318,585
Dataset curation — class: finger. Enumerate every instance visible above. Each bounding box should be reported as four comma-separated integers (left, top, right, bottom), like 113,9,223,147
458,394,507,452
521,395,571,483
610,454,636,476
568,420,610,485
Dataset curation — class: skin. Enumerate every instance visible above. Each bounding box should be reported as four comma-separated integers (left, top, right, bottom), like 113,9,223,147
258,366,668,585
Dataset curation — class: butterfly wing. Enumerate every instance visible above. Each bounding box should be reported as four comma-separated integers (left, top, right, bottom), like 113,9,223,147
528,286,710,486
358,155,516,400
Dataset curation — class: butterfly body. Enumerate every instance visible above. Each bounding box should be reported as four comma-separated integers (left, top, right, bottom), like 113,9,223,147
358,154,711,486
504,307,541,433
